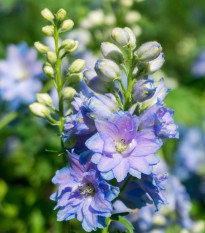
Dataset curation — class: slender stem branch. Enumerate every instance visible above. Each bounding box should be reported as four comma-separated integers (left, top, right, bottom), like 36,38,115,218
0,112,18,130
124,47,134,110
54,24,65,141
102,218,111,233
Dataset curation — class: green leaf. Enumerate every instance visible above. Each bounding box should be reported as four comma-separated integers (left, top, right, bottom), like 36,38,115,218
111,215,134,233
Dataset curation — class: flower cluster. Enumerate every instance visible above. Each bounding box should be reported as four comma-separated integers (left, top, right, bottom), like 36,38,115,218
30,8,178,232
0,42,43,110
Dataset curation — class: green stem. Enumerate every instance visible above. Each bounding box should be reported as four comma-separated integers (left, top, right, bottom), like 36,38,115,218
124,47,134,110
0,112,18,130
102,218,111,233
54,24,65,140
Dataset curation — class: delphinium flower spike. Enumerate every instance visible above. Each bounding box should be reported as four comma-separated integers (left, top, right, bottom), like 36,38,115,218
30,9,178,233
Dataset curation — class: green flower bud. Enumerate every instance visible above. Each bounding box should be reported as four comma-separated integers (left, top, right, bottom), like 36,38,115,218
111,27,129,47
61,39,76,50
36,93,53,106
42,25,54,36
47,51,57,64
61,19,74,32
67,73,82,86
101,42,124,64
34,42,49,54
69,59,86,73
29,103,50,118
135,41,162,62
68,41,79,53
62,87,76,100
64,136,76,148
41,8,54,21
56,8,67,21
95,59,121,82
43,65,54,77
124,27,136,49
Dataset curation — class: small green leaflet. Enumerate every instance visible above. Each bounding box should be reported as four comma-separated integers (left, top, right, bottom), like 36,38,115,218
111,215,134,233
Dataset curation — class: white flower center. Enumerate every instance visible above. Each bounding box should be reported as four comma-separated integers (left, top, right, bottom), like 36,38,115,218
79,182,95,196
115,139,127,153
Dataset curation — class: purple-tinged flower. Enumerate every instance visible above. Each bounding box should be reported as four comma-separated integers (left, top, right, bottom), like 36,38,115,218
86,111,162,182
139,101,179,139
63,92,119,149
140,78,170,110
174,127,205,180
0,42,43,109
120,173,168,211
191,51,205,78
50,151,119,232
132,78,156,102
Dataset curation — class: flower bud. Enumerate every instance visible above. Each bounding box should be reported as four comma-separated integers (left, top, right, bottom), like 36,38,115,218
62,87,76,100
56,8,67,21
42,25,54,36
41,8,54,21
67,41,79,53
84,69,113,93
67,73,82,86
61,19,74,32
101,42,124,64
95,59,121,82
135,41,162,62
111,27,130,47
43,65,54,77
34,42,49,54
69,59,86,73
47,51,57,64
147,53,165,73
61,39,75,49
132,79,156,102
124,27,136,49
29,103,50,118
36,93,53,106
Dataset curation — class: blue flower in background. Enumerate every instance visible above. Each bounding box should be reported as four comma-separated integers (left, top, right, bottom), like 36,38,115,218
86,111,162,182
50,150,119,232
192,51,205,77
174,127,205,180
63,92,119,149
0,42,43,109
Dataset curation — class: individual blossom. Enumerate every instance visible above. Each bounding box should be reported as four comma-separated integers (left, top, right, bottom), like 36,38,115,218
86,111,162,182
50,151,119,232
0,42,43,109
63,92,119,149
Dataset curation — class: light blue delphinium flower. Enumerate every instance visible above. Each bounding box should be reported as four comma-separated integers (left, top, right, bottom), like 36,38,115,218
191,51,205,78
50,150,119,232
174,127,205,180
63,92,119,150
0,42,43,109
111,159,195,233
86,111,162,182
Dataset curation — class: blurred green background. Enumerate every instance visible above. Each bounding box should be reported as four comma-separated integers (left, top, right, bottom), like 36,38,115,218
0,0,205,232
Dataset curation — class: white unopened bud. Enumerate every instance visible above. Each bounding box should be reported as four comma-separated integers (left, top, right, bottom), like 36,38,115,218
68,41,79,53
36,93,53,106
135,41,162,62
61,39,76,50
41,8,54,21
67,73,82,86
124,27,136,49
42,25,54,36
29,103,50,118
34,42,49,54
101,42,124,64
61,19,74,32
43,65,54,77
56,9,67,21
111,27,129,47
47,51,57,64
147,53,165,73
69,59,86,73
62,87,76,100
